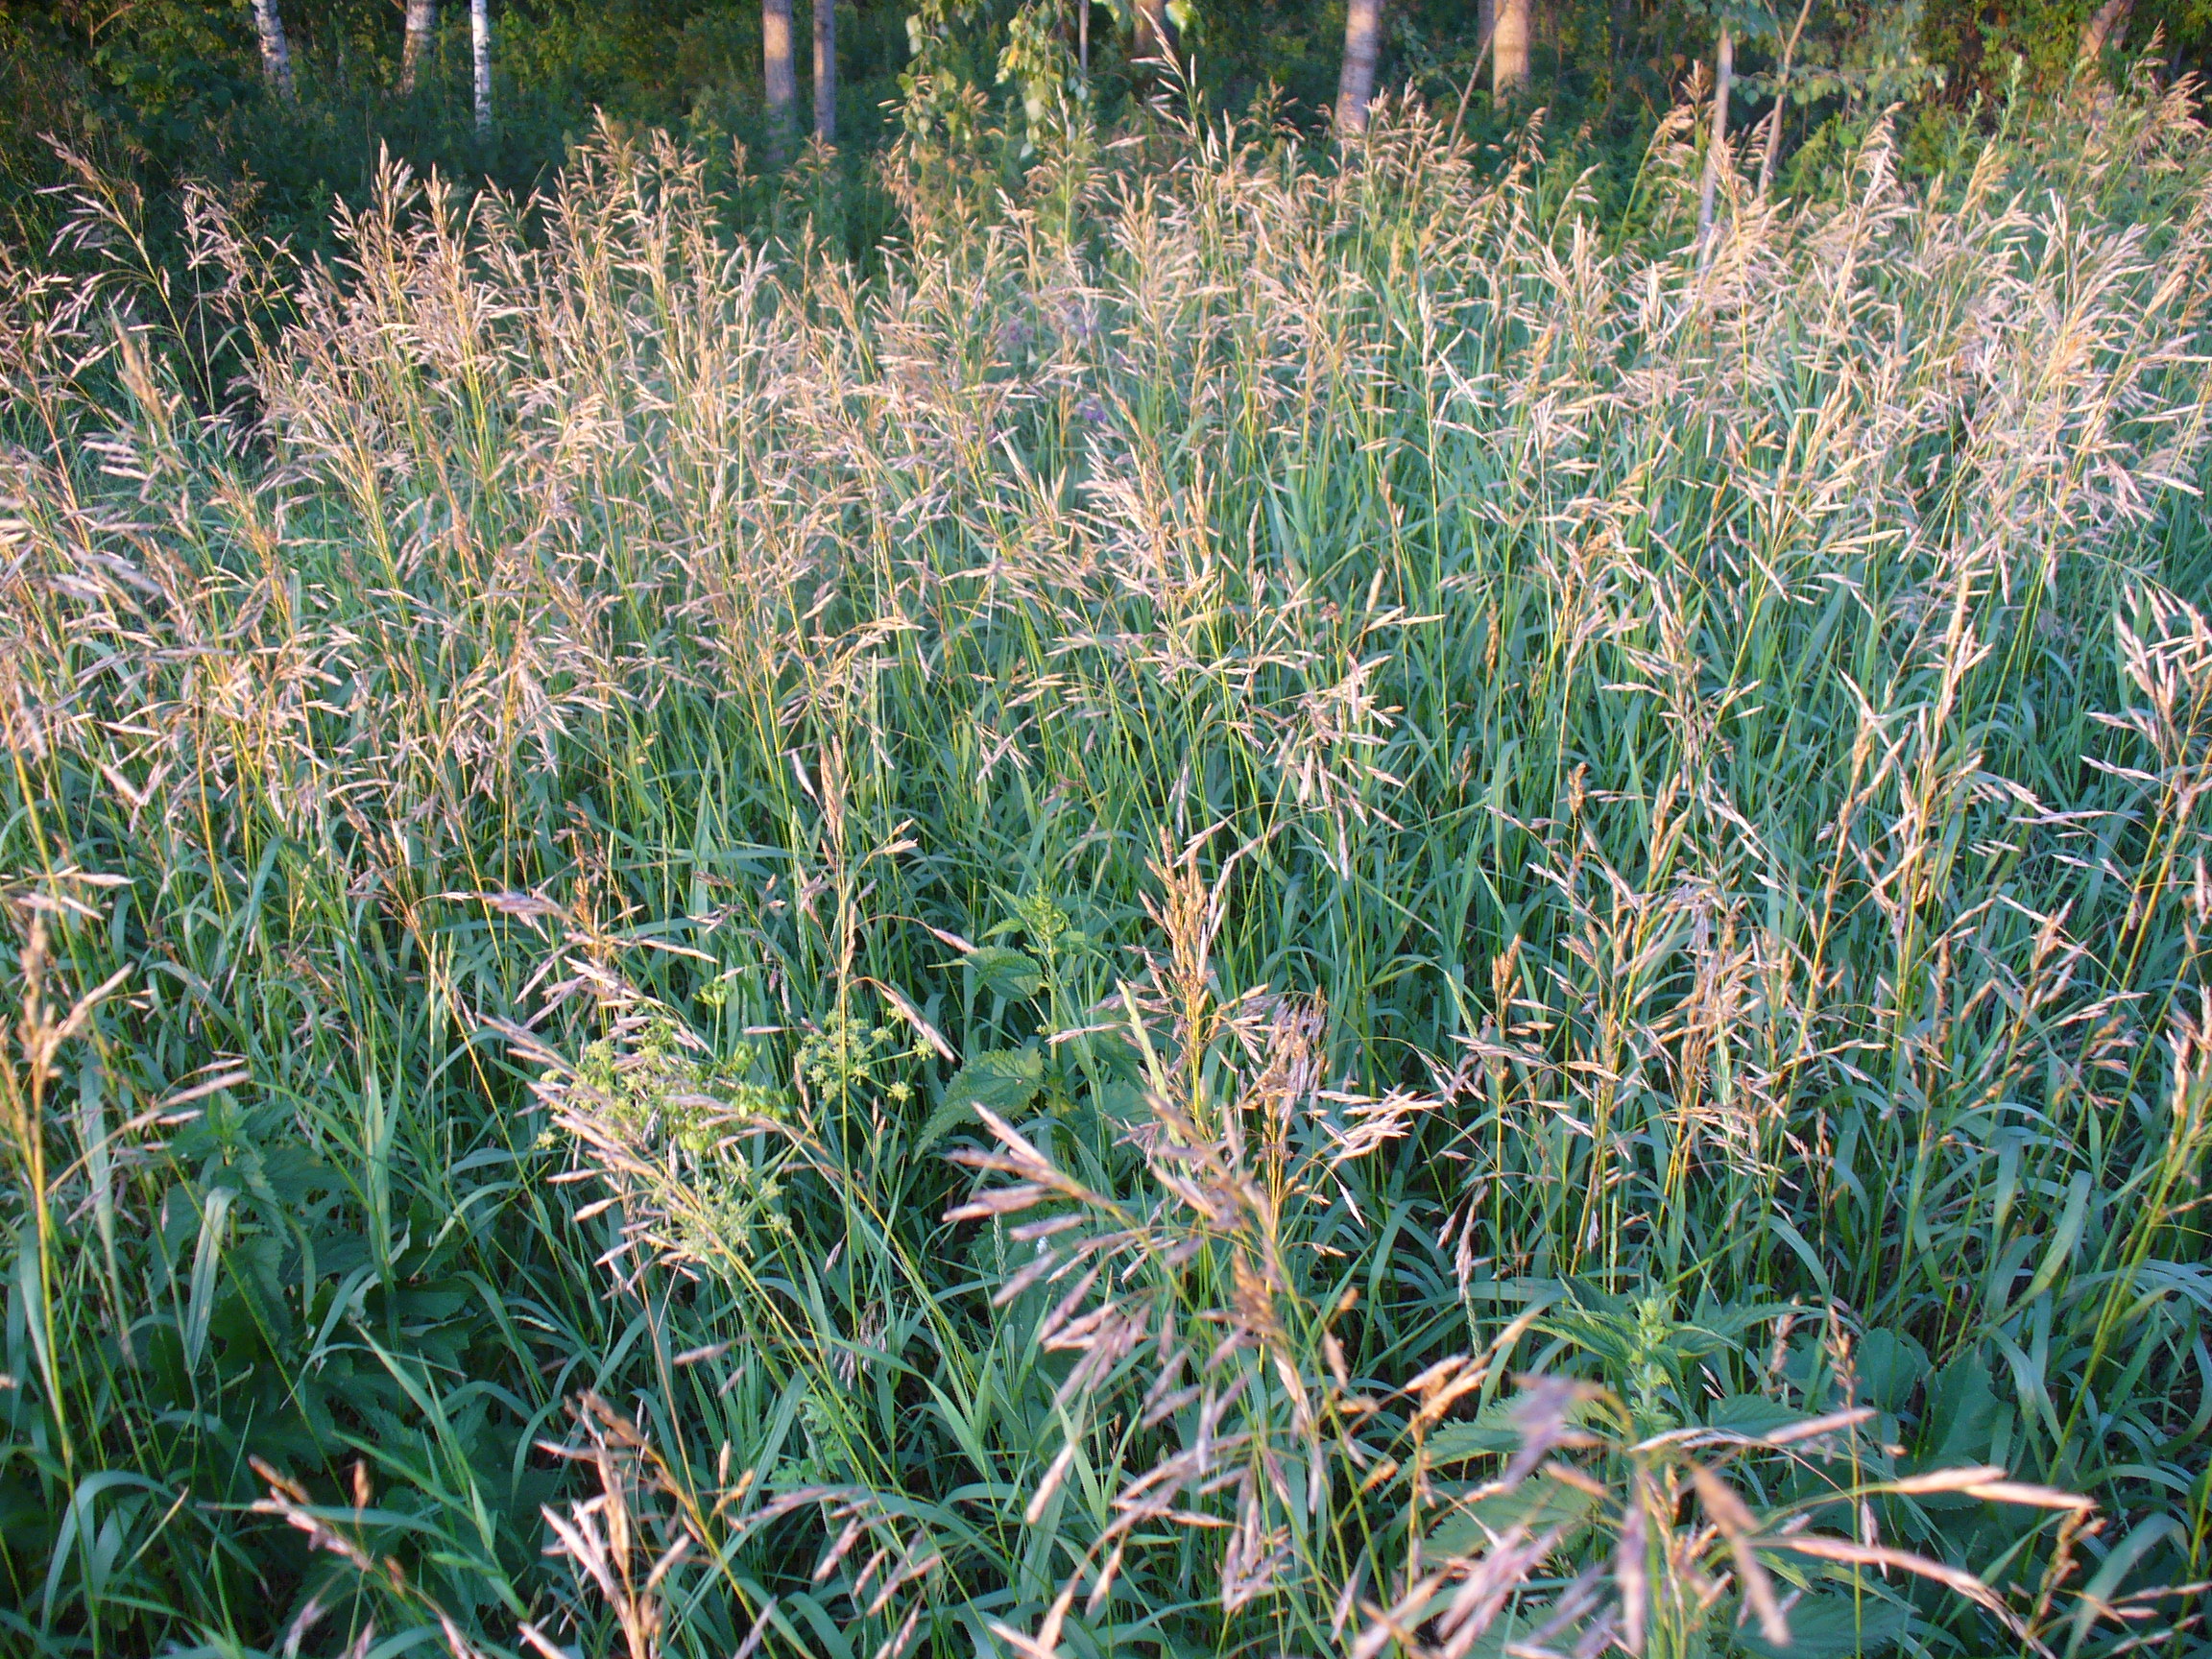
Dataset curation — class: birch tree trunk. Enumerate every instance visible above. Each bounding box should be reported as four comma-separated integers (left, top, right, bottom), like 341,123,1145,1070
400,0,435,94
812,0,835,143
763,0,798,160
1697,25,1733,259
1493,0,1530,96
252,0,295,100
2080,0,2134,60
471,0,493,133
1335,0,1383,138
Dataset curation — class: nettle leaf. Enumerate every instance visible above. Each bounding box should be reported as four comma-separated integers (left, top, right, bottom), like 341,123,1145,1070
1856,1328,1931,1413
1921,1353,2001,1466
1701,1394,1811,1438
1743,1593,1912,1659
944,1046,1046,1115
1424,1417,1521,1465
914,1095,977,1156
1431,1469,1599,1555
968,946,1045,1000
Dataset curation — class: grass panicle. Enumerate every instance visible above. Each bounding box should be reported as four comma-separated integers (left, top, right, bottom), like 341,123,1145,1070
2,79,2211,1659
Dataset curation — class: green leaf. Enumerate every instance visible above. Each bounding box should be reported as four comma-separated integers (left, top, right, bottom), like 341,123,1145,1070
967,947,1045,1000
1856,1329,1930,1414
1702,1394,1812,1439
1425,1402,1525,1464
914,1096,977,1157
944,1047,1046,1115
1921,1354,1999,1465
1430,1469,1599,1555
1742,1593,1912,1659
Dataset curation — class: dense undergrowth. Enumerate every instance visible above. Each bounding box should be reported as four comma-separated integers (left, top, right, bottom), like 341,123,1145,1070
3,78,2212,1659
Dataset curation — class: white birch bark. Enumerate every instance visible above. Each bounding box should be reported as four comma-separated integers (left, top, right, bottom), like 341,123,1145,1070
471,0,492,134
1336,0,1384,138
252,0,296,101
763,0,797,160
1697,25,1734,261
401,0,435,95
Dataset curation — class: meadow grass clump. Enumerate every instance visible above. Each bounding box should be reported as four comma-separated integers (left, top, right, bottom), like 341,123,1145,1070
3,77,2212,1659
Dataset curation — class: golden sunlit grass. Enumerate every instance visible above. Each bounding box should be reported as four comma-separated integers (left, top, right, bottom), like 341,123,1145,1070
3,76,2211,1658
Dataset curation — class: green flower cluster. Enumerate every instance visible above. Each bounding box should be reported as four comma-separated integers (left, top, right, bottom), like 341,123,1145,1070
577,1017,789,1159
793,1008,933,1108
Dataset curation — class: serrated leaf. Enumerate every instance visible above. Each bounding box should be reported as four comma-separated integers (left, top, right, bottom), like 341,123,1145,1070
967,947,1044,1000
914,1095,977,1156
1856,1328,1930,1413
1429,1468,1598,1556
1703,1394,1813,1439
1742,1593,1911,1659
1425,1406,1522,1464
945,1047,1046,1115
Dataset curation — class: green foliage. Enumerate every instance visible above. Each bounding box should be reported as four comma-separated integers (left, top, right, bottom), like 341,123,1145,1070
4,65,2212,1659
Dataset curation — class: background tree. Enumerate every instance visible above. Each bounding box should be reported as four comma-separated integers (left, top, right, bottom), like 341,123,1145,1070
8,0,2212,277
815,0,836,140
471,0,491,132
1697,17,1733,251
2083,0,2136,59
252,0,294,99
1336,0,1383,135
1686,3,1836,216
400,0,435,95
1758,0,1813,197
764,0,798,156
1494,0,1531,93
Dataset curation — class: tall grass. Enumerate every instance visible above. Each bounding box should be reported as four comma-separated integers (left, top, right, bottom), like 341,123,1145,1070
3,75,2211,1659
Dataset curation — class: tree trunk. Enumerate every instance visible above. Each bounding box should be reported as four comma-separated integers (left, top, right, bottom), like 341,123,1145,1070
252,0,295,100
763,0,798,159
471,0,492,134
1133,0,1176,74
812,0,835,142
1758,0,1811,200
1697,25,1732,259
1336,0,1383,137
1452,0,1495,127
1493,0,1530,96
2080,0,2134,60
400,0,435,94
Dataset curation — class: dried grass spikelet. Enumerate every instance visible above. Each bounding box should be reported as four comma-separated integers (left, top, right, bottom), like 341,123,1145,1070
940,837,2109,1659
526,1391,946,1659
2,73,2196,1659
0,637,47,762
